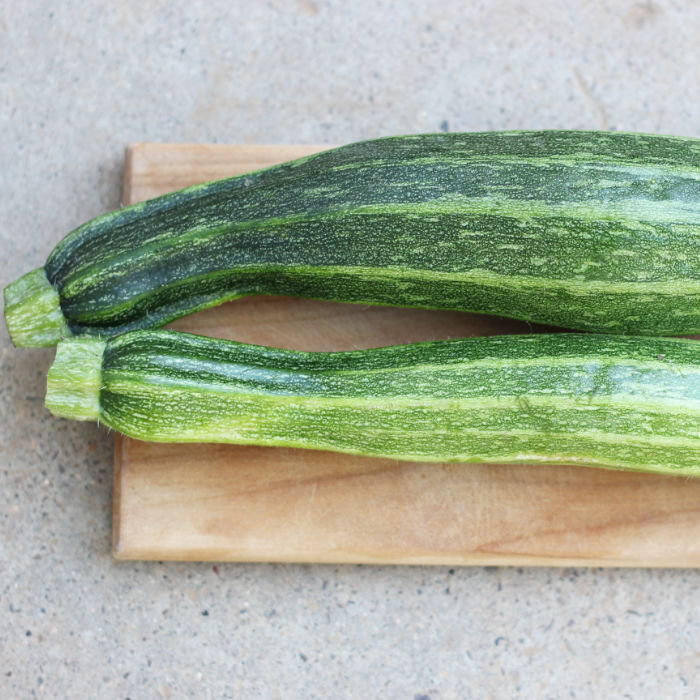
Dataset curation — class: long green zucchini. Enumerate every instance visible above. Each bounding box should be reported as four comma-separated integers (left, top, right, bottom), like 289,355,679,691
5,130,700,347
45,330,700,476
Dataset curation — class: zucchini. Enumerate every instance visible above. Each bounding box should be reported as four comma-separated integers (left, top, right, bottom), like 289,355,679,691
45,330,700,476
5,130,700,347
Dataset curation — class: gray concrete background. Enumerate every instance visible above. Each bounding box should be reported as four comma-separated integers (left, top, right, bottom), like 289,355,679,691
1,1,699,697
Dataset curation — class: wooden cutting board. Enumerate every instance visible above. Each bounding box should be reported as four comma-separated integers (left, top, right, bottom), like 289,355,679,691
113,143,700,566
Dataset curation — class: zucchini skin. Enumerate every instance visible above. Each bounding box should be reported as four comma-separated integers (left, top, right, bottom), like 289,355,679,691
46,331,700,476
7,130,700,347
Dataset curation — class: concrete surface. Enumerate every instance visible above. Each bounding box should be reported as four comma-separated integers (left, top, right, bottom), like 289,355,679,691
1,1,699,697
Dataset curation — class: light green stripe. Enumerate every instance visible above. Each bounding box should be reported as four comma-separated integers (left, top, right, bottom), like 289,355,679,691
357,428,700,450
326,355,700,377
325,155,700,181
103,377,700,413
351,198,700,226
167,421,700,451
285,263,700,296
142,348,700,375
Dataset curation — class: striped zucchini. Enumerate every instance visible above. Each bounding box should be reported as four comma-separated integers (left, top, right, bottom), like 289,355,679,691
46,330,700,476
4,131,700,347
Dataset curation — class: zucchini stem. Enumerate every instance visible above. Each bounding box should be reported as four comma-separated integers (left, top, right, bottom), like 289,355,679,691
45,336,105,421
4,268,71,347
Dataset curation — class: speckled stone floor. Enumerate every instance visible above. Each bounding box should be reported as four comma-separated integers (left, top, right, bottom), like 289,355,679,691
2,2,699,697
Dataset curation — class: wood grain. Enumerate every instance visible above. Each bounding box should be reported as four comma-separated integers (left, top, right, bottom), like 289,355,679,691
113,142,700,566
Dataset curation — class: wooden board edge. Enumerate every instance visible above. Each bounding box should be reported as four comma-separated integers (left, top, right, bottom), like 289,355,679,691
111,547,699,568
